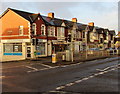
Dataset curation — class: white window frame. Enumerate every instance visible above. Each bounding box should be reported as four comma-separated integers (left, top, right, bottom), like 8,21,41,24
41,24,46,36
32,23,36,35
19,26,23,35
48,26,55,36
57,27,65,38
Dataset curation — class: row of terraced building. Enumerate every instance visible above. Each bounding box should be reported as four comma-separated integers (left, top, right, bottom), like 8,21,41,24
0,8,116,62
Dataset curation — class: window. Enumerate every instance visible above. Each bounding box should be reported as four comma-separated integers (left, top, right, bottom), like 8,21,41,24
32,23,36,35
19,26,23,35
36,42,45,55
41,24,46,35
48,26,55,36
61,27,65,37
100,38,103,43
57,27,65,38
4,43,22,52
83,32,85,38
73,30,76,38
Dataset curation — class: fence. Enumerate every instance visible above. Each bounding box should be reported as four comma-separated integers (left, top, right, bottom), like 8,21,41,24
56,50,117,62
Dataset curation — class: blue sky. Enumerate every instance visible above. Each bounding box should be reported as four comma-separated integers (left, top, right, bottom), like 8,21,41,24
0,0,119,33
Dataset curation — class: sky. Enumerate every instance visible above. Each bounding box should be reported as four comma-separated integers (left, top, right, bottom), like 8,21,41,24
0,0,119,34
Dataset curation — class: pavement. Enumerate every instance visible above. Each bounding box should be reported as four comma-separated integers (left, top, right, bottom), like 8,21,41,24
2,54,118,68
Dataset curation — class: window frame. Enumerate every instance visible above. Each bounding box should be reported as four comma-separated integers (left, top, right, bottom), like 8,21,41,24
19,26,24,35
57,27,65,38
32,23,36,35
48,26,55,36
41,24,46,36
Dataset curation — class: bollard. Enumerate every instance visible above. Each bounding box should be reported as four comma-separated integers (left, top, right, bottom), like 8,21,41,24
52,54,57,63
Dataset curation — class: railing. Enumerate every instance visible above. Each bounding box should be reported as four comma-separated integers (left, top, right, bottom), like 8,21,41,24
56,50,117,62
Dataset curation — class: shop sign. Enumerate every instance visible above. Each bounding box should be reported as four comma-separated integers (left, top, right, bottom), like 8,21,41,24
1,39,30,43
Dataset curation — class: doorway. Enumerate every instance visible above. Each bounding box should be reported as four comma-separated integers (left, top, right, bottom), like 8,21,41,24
26,46,31,58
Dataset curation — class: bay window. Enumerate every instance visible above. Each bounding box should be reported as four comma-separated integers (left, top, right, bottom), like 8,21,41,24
57,27,65,38
48,26,55,36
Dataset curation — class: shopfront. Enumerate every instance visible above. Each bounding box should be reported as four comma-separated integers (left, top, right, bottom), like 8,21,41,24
1,39,30,62
36,39,47,57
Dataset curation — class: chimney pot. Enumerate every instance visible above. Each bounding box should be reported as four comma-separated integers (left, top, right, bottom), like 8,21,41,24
72,18,77,22
88,22,94,26
48,12,54,18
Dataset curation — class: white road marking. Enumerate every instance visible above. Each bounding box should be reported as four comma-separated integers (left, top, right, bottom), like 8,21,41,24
39,63,52,68
96,64,120,72
27,66,60,73
25,65,38,71
55,64,120,91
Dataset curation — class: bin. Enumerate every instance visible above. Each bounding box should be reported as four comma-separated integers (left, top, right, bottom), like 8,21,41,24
52,54,57,63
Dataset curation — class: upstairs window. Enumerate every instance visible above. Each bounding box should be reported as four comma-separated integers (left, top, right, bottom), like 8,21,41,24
41,24,46,35
83,32,85,38
48,26,55,36
57,27,65,37
32,23,36,35
19,26,23,35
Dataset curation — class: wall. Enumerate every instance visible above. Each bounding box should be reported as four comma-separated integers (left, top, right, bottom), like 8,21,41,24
0,9,30,39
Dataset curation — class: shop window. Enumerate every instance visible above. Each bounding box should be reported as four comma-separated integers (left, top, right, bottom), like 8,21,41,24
4,43,22,53
4,43,13,52
36,42,45,55
19,26,23,35
41,24,46,35
13,44,22,52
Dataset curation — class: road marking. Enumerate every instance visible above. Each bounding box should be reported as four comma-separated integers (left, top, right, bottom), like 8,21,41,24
55,64,120,91
27,62,83,73
27,66,59,73
96,64,120,71
25,65,38,71
39,63,52,68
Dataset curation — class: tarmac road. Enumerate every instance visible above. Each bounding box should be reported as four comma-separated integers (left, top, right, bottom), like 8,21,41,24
1,56,120,93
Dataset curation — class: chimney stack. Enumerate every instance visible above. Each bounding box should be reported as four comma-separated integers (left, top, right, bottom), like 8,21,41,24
48,12,54,18
72,18,77,23
88,22,94,26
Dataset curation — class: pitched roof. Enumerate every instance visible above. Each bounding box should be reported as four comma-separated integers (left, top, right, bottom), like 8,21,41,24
104,29,109,34
96,28,104,34
77,23,87,30
9,8,33,22
109,30,116,35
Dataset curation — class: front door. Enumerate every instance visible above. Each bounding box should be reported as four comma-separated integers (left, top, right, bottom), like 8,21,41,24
26,46,31,58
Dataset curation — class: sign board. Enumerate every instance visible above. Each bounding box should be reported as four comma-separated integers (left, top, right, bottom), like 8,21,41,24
1,39,30,43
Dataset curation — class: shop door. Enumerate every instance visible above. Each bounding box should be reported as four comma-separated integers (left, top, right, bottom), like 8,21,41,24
26,46,31,58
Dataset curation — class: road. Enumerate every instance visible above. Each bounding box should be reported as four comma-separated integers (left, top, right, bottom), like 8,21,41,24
1,56,120,93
